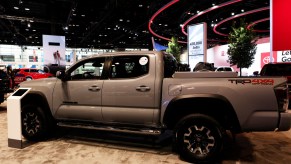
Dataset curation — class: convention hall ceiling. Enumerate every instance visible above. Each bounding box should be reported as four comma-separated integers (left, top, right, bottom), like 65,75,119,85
0,0,270,49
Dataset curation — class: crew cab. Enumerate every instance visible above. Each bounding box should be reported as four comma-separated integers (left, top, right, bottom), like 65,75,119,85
19,51,290,163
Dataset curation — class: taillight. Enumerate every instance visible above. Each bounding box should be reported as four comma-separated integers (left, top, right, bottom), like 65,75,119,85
274,82,289,112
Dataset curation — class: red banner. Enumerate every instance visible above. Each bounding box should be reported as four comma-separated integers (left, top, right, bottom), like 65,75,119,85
272,0,291,51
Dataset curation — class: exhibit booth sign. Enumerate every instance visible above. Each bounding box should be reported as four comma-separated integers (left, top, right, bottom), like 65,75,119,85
7,88,31,149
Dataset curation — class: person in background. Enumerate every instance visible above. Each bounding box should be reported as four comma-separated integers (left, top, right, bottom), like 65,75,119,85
53,50,61,65
6,65,15,89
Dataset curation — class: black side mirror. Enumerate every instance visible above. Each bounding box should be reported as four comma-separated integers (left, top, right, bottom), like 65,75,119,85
56,70,67,81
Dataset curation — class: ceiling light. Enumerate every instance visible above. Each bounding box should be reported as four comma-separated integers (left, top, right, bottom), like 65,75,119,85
231,12,235,15
119,19,123,22
25,8,30,11
164,24,168,27
197,11,200,14
241,9,244,12
127,20,130,22
81,14,85,17
212,3,215,6
27,23,31,27
139,4,143,7
14,7,19,10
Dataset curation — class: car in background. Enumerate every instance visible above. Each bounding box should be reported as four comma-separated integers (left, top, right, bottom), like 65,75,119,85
193,62,215,72
15,68,54,81
259,62,291,108
215,66,234,72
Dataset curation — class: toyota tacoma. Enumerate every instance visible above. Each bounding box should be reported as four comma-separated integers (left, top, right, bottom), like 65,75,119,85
19,51,290,163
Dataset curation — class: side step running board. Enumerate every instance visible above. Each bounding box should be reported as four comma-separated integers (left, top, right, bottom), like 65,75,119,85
58,122,162,136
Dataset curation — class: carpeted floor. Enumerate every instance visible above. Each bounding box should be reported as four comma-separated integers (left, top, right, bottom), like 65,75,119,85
0,101,291,164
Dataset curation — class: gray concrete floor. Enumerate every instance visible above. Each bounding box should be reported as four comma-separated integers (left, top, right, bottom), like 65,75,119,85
1,101,291,164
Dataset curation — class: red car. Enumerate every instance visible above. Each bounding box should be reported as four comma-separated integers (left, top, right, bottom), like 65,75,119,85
14,68,54,84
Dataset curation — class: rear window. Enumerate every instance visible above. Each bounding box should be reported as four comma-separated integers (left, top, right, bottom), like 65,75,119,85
225,67,232,71
261,64,291,76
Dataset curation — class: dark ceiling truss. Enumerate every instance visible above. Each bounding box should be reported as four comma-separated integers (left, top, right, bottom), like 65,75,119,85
0,0,270,49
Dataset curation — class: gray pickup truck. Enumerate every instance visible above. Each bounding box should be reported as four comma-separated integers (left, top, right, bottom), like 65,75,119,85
19,51,290,163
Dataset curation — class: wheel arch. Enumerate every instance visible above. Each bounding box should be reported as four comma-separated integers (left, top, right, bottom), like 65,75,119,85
163,94,241,133
21,91,54,122
25,76,33,80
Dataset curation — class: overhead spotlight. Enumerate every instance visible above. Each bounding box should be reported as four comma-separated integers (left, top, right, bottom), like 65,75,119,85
63,26,68,30
241,9,244,12
14,7,19,10
25,8,30,11
27,23,31,27
231,12,235,15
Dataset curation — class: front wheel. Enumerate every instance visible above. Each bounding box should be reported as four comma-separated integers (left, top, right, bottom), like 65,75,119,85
21,104,50,141
175,114,223,163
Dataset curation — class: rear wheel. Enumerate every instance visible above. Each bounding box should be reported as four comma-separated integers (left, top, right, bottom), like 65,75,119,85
21,104,50,141
26,77,32,81
175,114,223,163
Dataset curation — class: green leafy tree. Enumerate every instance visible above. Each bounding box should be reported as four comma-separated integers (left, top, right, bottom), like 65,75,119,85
227,20,257,76
166,36,181,62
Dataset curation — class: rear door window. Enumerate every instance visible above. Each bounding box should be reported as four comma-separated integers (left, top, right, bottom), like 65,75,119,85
110,55,149,79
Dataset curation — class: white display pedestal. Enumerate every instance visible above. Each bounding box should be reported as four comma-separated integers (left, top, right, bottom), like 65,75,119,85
7,88,31,149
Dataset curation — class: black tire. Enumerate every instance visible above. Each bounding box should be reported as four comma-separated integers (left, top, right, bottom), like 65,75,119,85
21,104,50,141
174,114,223,163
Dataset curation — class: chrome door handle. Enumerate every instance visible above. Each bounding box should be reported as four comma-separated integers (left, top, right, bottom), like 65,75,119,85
88,85,101,91
136,85,150,92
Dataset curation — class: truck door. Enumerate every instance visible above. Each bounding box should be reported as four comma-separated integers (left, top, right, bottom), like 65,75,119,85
101,54,158,125
53,57,106,121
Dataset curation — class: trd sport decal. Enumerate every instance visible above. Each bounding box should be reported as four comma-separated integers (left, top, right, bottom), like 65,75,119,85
228,79,274,85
